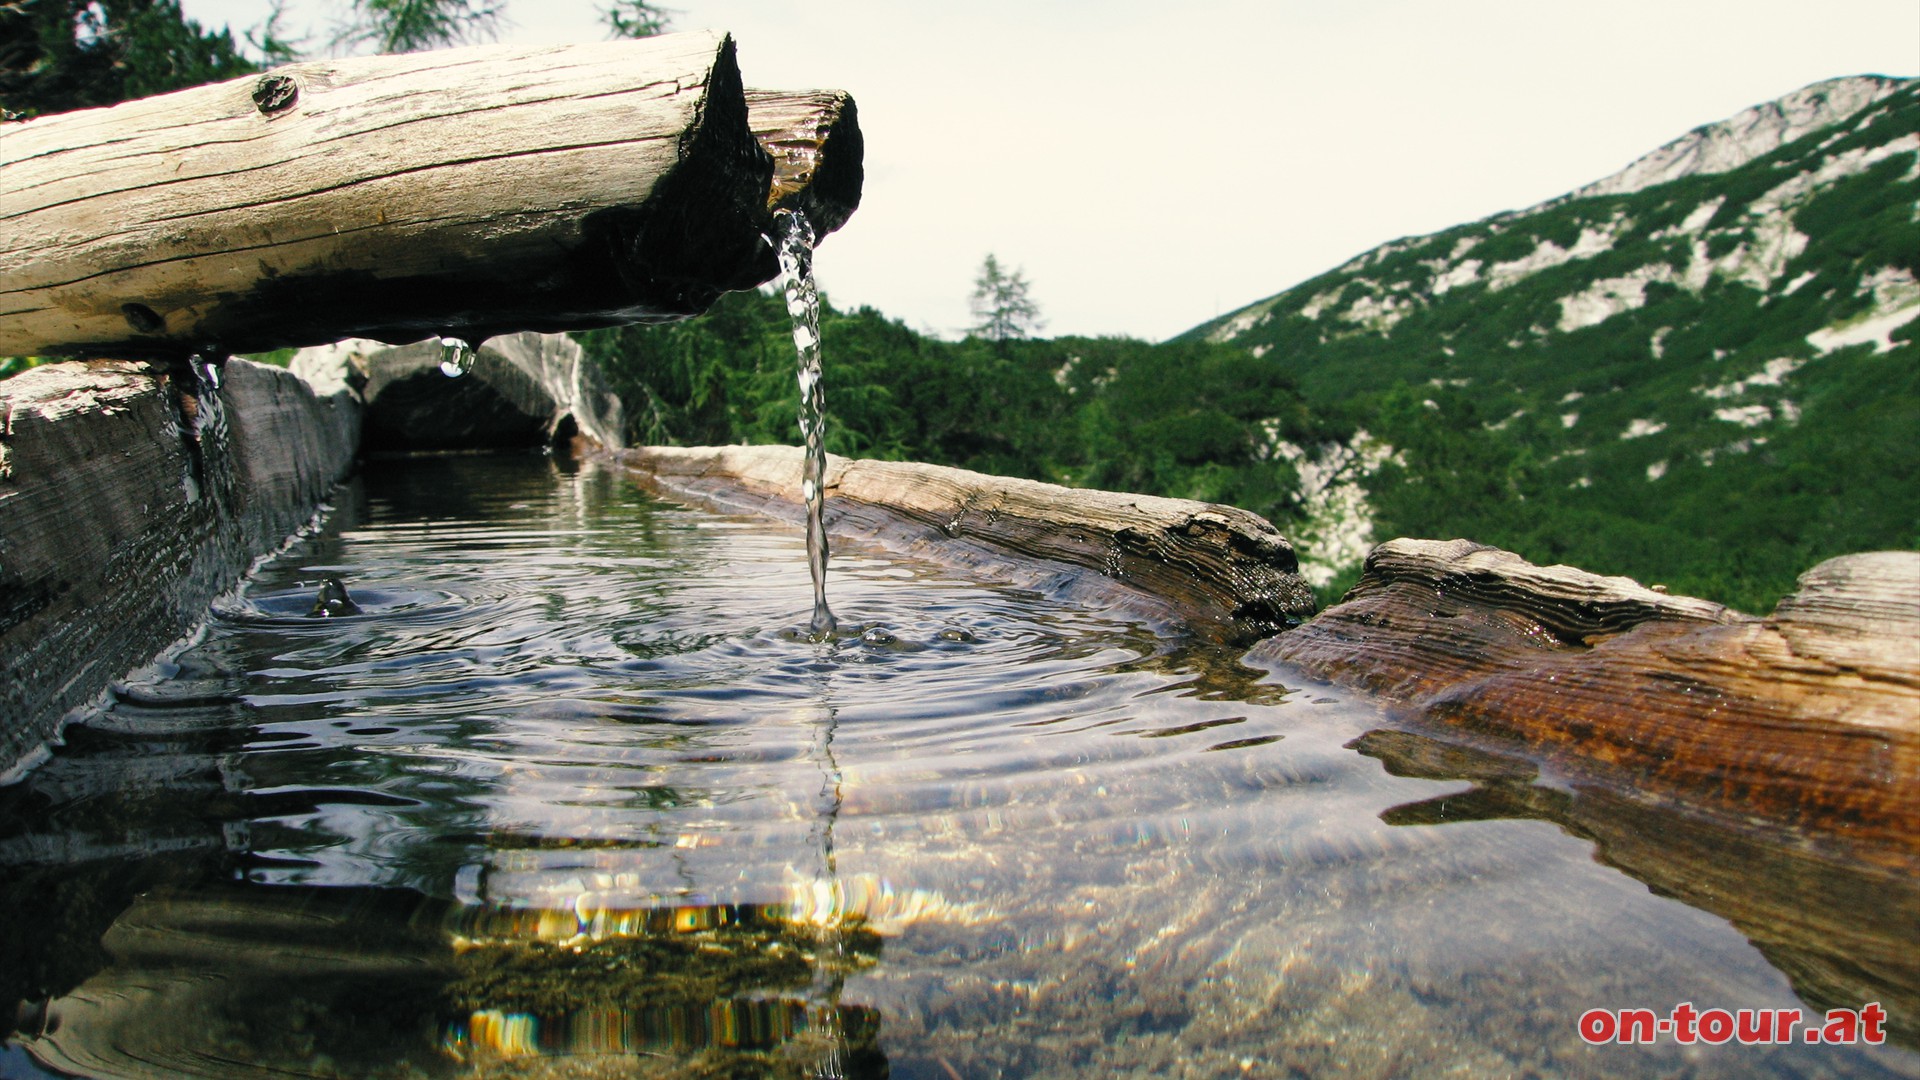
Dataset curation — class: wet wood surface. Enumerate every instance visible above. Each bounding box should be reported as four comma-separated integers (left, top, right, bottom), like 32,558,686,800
291,332,628,453
0,360,358,771
1253,538,1920,863
601,444,1318,644
0,33,861,360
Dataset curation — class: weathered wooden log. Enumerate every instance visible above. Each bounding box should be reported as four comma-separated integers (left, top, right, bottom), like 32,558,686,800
0,33,861,360
600,444,1317,643
1251,538,1920,862
0,360,359,773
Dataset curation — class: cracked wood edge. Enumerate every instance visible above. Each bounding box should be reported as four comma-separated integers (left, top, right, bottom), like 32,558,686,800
0,359,358,774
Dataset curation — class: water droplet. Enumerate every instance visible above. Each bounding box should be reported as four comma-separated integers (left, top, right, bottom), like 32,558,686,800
439,337,474,377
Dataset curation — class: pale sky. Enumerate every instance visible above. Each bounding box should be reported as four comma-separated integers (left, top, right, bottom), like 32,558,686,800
180,0,1919,341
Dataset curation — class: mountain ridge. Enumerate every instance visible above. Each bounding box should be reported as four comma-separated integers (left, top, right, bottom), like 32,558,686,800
1177,73,1919,610
1191,74,1917,347
1569,75,1911,202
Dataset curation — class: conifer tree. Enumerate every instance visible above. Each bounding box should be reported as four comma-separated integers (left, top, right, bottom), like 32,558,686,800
0,0,258,116
969,254,1044,347
0,0,671,121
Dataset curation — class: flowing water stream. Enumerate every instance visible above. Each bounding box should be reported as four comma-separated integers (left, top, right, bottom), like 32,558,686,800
775,207,848,1074
774,208,837,640
1,454,1914,1079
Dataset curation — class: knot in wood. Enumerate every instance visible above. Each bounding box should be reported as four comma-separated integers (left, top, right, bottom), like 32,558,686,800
121,303,164,334
251,75,299,116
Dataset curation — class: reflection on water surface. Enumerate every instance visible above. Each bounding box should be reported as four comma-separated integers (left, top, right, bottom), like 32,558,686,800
1,455,1914,1078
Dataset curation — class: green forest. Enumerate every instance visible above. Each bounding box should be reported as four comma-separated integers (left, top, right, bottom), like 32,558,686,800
573,269,1913,614
577,292,1336,522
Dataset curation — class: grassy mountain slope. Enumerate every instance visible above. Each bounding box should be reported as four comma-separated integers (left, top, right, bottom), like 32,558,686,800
1181,75,1920,611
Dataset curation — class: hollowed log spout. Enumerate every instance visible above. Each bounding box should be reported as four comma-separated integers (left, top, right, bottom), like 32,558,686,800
0,32,864,359
750,89,862,235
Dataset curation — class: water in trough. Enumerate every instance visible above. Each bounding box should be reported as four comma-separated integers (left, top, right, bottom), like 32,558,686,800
1,453,1912,1079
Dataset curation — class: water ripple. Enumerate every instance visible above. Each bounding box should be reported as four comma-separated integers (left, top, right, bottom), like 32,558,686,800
5,456,1903,1079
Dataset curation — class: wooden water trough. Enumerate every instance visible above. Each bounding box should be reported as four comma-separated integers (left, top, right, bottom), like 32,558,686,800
0,31,862,763
607,444,1919,863
2,30,1916,1046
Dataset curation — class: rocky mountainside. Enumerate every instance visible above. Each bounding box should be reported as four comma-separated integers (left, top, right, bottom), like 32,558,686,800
1568,76,1906,200
1182,75,1919,611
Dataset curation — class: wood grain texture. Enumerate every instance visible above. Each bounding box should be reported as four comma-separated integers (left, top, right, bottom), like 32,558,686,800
0,32,794,358
601,444,1317,643
0,359,358,774
1253,538,1920,862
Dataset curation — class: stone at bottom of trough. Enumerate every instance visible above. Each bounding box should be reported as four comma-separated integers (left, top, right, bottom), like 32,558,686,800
1252,537,1920,866
0,359,358,776
600,443,1317,644
291,332,624,453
